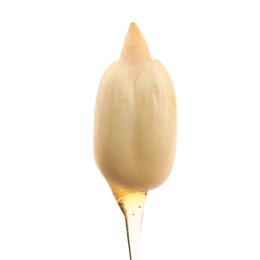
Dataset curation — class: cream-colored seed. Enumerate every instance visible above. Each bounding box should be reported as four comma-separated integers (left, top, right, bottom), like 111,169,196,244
94,23,177,191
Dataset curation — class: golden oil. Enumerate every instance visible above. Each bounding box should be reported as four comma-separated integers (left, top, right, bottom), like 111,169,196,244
110,184,147,260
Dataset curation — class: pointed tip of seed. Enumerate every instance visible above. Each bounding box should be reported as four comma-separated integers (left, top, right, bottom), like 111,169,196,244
120,22,151,64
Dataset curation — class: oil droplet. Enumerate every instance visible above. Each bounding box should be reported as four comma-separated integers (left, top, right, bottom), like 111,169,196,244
110,184,147,260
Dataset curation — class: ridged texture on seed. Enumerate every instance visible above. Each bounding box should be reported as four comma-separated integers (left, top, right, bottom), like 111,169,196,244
94,23,177,191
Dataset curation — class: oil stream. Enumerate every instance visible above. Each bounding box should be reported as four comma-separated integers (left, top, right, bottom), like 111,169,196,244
111,185,147,260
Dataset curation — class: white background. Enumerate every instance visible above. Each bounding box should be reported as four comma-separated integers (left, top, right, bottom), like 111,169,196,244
0,0,260,259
